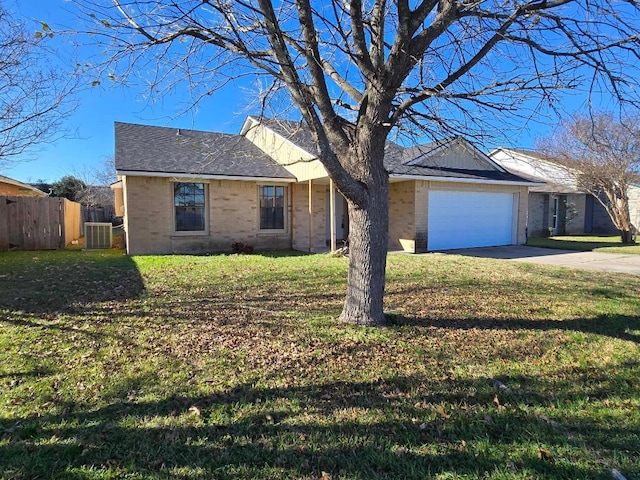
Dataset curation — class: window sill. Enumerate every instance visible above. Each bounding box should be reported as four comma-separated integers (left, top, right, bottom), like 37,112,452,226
171,231,209,237
257,230,287,236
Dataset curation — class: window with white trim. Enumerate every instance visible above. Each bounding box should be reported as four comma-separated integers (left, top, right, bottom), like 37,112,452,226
259,185,285,230
174,182,206,232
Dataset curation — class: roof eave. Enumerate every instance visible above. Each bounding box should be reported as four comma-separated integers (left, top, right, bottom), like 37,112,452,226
390,173,542,187
117,170,298,183
0,176,48,196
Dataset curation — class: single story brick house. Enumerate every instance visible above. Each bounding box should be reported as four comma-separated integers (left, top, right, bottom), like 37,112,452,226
0,174,48,197
489,148,637,237
113,117,534,255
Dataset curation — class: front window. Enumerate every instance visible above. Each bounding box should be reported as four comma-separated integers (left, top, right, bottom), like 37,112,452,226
552,197,559,230
174,182,206,232
259,185,285,230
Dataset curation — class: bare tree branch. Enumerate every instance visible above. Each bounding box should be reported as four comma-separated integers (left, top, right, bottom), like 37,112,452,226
538,112,640,243
0,6,79,165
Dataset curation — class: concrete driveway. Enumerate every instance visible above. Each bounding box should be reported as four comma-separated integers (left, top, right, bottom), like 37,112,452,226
439,245,640,276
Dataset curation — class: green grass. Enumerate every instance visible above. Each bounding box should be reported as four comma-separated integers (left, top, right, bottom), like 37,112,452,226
1,249,639,479
527,235,640,254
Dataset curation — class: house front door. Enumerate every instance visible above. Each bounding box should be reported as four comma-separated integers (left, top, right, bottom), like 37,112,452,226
326,189,348,244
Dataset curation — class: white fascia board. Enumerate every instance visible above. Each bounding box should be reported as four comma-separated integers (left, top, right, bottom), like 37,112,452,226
239,115,258,136
117,170,297,183
390,173,543,187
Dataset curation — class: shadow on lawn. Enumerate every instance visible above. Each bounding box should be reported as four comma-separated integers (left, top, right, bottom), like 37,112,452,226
528,236,630,251
385,266,640,345
1,370,637,479
0,367,53,379
391,313,640,344
0,250,145,315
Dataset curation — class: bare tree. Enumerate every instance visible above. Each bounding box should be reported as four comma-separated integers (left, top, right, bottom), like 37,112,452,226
72,156,117,208
539,112,640,243
73,0,640,325
0,5,78,166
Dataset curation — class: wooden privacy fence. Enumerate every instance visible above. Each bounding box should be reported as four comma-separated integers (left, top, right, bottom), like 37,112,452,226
0,196,81,251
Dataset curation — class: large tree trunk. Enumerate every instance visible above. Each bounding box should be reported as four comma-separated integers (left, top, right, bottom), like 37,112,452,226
338,128,390,327
597,187,635,244
339,181,389,326
620,229,635,244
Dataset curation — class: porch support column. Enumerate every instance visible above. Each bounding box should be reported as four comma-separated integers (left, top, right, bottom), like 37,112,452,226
308,179,314,252
329,178,336,252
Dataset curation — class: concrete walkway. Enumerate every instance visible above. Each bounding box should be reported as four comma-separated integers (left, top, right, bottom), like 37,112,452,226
437,245,640,276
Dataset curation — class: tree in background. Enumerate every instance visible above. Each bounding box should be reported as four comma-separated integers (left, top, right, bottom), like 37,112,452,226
539,112,640,243
33,159,116,207
0,5,78,166
51,175,87,202
74,1,640,325
70,157,117,208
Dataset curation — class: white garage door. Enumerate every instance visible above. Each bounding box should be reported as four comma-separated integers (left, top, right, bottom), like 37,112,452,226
428,190,515,250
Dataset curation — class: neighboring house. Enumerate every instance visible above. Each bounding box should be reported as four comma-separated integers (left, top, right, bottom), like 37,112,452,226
629,182,640,232
114,117,534,255
0,174,48,197
489,148,621,237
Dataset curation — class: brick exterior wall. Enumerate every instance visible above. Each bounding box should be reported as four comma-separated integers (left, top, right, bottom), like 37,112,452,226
414,181,429,252
564,194,586,235
122,175,530,255
590,197,618,234
291,181,327,251
528,192,616,237
527,193,548,237
123,176,291,255
388,181,417,251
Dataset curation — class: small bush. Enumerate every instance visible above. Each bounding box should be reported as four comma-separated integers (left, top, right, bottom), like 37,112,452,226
231,242,254,254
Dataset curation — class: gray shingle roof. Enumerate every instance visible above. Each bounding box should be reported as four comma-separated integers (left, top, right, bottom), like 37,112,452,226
384,138,532,182
116,119,534,185
115,122,296,179
388,164,534,182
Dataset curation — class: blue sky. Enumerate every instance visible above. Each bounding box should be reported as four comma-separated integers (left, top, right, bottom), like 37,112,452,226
4,0,253,184
1,0,621,184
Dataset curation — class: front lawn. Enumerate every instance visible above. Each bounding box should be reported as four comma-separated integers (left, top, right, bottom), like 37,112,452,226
528,235,640,254
1,249,638,479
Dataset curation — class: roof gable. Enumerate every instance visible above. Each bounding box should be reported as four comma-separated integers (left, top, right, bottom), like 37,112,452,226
242,116,320,157
404,137,505,172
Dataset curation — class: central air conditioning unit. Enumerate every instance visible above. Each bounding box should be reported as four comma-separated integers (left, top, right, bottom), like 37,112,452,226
84,222,113,250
